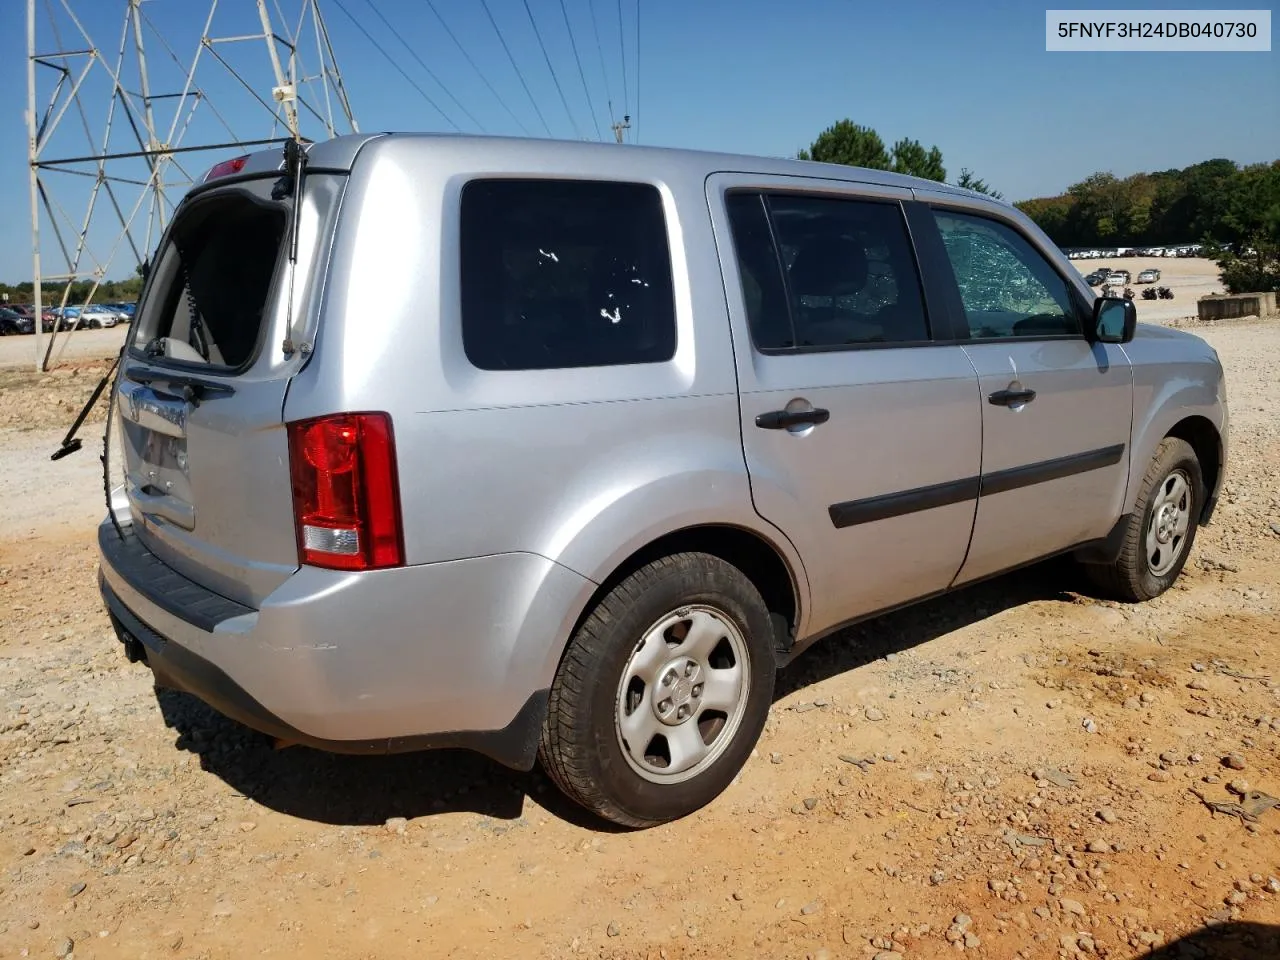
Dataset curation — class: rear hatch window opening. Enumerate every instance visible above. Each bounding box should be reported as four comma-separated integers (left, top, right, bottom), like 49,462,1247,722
133,189,288,372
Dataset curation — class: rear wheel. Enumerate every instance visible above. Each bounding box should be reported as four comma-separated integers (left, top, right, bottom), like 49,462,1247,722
539,552,776,828
1084,437,1203,602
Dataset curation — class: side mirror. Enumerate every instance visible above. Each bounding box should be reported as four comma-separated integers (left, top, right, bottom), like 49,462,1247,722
1091,296,1136,344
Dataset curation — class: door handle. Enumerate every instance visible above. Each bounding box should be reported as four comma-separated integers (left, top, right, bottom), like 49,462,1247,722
755,408,831,430
988,388,1037,407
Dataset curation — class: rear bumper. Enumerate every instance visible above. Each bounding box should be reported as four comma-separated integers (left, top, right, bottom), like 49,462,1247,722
98,520,594,769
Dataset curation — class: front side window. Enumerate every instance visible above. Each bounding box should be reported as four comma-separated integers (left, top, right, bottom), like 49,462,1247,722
460,179,677,371
725,191,929,350
932,210,1080,339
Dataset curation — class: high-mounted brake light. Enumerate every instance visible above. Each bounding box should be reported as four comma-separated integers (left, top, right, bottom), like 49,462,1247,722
203,155,249,182
287,413,404,571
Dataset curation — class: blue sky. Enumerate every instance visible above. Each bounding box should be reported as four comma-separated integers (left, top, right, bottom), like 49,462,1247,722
0,0,1276,282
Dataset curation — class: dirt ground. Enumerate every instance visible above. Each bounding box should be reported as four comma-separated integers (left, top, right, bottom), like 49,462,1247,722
1,317,1278,960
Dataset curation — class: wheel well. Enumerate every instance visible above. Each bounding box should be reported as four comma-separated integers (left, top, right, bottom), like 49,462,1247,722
1166,415,1221,519
584,526,800,663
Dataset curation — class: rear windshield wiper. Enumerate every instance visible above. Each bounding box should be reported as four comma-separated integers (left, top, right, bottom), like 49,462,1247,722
128,370,235,406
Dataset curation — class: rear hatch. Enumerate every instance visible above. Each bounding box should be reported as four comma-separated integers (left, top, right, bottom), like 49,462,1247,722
114,145,351,608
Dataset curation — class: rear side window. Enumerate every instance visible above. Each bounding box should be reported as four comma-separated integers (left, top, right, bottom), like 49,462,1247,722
460,179,677,371
137,193,285,369
725,192,929,350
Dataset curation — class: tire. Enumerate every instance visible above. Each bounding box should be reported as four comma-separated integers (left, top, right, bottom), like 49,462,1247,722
539,552,776,828
1084,437,1203,602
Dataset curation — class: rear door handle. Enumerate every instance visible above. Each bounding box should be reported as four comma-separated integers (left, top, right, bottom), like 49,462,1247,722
755,408,831,430
988,388,1037,407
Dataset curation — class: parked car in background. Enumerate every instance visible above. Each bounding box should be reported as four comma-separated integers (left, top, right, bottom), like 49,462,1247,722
80,305,119,328
1137,268,1161,284
0,307,32,335
106,302,137,322
1106,270,1130,286
1084,268,1110,286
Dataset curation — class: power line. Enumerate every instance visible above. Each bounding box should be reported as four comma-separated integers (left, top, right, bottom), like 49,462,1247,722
521,0,581,139
588,0,615,126
480,0,553,137
330,0,461,130
558,0,602,140
635,0,640,143
361,0,487,132
422,0,532,136
616,0,628,136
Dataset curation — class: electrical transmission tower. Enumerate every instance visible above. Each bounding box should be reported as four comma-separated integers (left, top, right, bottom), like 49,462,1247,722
25,0,358,371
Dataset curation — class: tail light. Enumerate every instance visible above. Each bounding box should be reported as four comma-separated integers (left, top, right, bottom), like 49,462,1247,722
287,413,404,570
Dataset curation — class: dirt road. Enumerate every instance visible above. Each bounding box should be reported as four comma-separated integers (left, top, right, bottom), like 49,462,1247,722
1,321,1278,960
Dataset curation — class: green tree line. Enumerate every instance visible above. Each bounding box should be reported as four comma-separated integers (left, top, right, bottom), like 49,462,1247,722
796,118,1002,198
1016,159,1280,293
1,276,144,306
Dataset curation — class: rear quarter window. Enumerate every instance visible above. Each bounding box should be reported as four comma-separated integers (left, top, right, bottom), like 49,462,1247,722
459,179,677,371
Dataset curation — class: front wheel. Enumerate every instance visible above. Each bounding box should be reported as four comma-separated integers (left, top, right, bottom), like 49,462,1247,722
539,552,776,828
1084,437,1204,602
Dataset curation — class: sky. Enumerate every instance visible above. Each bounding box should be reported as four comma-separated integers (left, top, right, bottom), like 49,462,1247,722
0,0,1277,283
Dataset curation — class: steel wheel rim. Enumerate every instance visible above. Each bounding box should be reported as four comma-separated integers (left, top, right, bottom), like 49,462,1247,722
614,604,751,785
1145,468,1192,577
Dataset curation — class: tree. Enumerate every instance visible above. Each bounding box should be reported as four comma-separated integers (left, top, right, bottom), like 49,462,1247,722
890,138,946,182
955,168,1004,200
797,119,890,170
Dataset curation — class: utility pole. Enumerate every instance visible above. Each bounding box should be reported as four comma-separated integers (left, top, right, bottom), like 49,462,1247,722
611,114,631,143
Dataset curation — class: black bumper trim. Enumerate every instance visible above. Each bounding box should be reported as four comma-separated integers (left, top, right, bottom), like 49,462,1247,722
99,574,549,770
98,523,252,632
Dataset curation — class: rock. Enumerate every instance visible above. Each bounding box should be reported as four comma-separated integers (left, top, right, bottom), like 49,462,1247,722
1269,522,1280,537
865,707,885,722
1140,691,1156,704
930,870,947,885
1192,662,1207,672
953,913,972,929
54,937,74,958
238,821,256,833
801,900,822,916
606,921,620,937
1097,808,1118,824
1148,770,1172,782
686,924,699,938
732,890,744,901
964,931,981,948
1087,840,1110,854
989,879,1008,893
1228,779,1250,795
1082,717,1098,733
873,953,904,960
1060,898,1087,916
384,817,408,834
1266,877,1280,894
770,752,783,764
1223,753,1246,771
803,797,819,811
1188,678,1210,691
66,881,86,898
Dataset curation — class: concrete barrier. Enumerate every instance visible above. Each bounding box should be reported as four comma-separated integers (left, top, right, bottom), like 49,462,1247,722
1197,292,1278,322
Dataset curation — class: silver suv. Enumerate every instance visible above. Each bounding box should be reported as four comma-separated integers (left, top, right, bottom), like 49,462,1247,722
99,134,1228,827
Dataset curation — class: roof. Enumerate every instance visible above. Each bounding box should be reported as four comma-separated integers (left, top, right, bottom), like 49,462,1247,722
239,131,989,203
